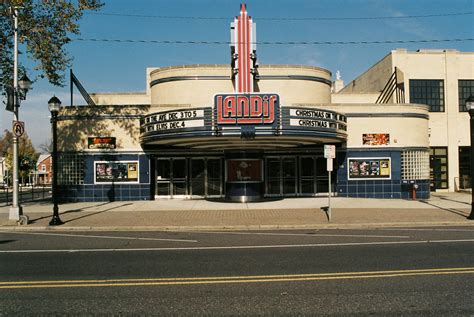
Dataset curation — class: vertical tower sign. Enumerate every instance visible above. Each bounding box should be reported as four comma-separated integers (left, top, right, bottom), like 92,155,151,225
230,4,257,93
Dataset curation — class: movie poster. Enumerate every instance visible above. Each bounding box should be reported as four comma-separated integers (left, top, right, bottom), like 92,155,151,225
95,162,139,183
362,134,390,146
348,158,391,180
227,159,262,183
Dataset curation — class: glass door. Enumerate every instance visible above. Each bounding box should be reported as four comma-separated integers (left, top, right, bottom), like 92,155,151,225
172,158,187,196
300,156,316,195
190,158,205,197
316,156,329,194
282,157,297,196
156,159,171,196
207,158,223,197
266,157,281,196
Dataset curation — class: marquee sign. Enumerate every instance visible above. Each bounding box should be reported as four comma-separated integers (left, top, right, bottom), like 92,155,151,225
140,109,206,134
285,107,347,132
214,93,279,127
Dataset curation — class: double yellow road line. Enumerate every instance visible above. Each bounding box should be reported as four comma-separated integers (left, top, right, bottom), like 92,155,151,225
1,267,473,289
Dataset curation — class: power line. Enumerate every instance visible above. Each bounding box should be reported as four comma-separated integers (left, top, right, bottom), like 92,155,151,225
73,38,474,46
85,11,472,21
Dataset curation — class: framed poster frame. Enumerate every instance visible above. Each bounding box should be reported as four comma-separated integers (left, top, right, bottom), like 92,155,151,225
94,161,140,184
347,157,391,181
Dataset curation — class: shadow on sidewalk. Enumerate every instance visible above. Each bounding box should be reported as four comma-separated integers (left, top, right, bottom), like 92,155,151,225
28,202,133,224
418,200,469,218
435,195,471,206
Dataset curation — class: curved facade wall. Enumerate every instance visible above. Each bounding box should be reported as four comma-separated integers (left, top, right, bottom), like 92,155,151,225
149,64,332,107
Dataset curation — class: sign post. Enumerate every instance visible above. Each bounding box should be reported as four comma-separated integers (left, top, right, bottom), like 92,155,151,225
324,145,336,222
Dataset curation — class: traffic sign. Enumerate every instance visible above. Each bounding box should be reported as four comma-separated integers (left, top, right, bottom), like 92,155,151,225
324,145,336,159
13,121,24,137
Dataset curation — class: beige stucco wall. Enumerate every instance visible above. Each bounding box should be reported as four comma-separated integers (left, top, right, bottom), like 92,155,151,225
90,92,150,105
325,103,429,149
331,93,379,104
149,64,332,107
58,105,148,152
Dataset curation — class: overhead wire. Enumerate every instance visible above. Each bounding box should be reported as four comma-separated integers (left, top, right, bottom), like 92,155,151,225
84,11,472,21
73,38,474,46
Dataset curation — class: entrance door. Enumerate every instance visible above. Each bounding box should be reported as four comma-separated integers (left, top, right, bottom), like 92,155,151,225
300,156,316,195
156,158,187,198
316,156,329,194
282,157,297,196
156,159,171,196
207,158,223,197
190,159,205,196
266,157,281,196
172,159,187,197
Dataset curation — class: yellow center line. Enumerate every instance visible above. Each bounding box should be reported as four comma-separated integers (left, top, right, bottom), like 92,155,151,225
1,267,473,289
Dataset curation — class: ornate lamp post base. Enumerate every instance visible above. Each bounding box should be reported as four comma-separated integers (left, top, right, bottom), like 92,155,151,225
49,215,63,226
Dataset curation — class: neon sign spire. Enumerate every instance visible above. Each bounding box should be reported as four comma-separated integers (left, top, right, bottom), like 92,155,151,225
230,4,258,93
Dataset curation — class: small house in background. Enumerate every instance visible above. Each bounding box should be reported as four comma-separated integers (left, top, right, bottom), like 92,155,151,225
35,154,52,185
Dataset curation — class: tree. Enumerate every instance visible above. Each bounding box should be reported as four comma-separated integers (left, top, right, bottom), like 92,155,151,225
39,138,52,154
0,129,38,184
0,0,103,94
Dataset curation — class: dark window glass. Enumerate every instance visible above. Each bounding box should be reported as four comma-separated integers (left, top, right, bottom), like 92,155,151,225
458,80,474,112
429,147,448,190
459,147,471,189
409,80,444,112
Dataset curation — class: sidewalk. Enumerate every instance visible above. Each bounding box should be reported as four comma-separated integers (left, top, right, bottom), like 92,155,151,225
0,192,472,231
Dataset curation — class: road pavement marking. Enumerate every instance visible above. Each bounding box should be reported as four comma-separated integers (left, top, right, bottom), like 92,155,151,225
380,228,474,232
0,231,197,243
0,267,472,289
0,238,473,253
191,231,411,239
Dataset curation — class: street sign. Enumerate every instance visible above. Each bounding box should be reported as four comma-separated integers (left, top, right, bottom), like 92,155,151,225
327,158,333,172
324,145,336,159
13,121,24,137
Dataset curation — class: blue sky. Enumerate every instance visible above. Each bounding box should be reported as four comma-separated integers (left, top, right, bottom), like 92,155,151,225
2,0,473,150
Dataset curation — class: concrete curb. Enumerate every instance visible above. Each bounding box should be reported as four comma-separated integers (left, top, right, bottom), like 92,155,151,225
0,221,472,232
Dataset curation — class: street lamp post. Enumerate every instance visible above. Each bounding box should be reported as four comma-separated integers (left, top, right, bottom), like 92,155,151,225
48,96,63,226
3,1,33,221
466,95,474,220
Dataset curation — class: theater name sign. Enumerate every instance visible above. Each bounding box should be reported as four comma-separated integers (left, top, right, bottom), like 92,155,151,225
139,93,347,143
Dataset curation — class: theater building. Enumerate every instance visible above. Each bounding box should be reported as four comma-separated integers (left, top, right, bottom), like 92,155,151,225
57,4,469,203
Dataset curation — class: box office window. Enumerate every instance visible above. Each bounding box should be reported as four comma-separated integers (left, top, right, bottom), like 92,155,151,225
429,147,448,190
459,80,474,112
409,79,444,112
95,161,139,183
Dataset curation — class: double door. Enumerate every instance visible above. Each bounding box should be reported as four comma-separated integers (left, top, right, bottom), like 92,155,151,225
265,156,330,197
156,158,222,198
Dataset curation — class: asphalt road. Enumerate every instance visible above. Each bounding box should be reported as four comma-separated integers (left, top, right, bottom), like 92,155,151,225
0,226,473,316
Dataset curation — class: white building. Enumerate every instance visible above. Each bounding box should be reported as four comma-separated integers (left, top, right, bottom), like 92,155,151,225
334,49,474,192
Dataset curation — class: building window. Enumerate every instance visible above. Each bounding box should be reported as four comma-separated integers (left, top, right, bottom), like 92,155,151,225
58,154,84,185
459,80,474,112
459,146,471,189
429,147,448,191
41,164,46,172
401,150,430,180
409,79,444,112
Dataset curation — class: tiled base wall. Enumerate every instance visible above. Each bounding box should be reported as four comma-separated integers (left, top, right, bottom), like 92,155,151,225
59,184,151,203
337,180,430,199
